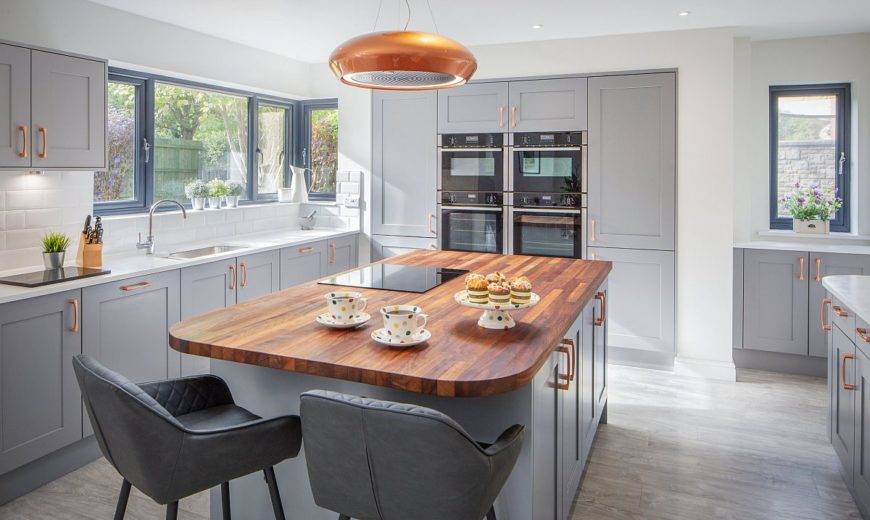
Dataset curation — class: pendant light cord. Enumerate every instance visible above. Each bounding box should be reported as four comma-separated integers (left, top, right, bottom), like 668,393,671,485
425,0,439,33
372,0,383,31
403,0,411,31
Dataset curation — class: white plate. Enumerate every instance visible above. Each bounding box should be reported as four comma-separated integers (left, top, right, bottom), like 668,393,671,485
453,290,540,310
371,327,431,347
316,312,371,329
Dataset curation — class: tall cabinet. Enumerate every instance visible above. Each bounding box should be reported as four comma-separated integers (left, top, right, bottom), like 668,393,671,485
587,72,677,366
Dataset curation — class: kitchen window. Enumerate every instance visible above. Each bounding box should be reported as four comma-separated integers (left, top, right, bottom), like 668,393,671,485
769,83,851,232
95,69,329,214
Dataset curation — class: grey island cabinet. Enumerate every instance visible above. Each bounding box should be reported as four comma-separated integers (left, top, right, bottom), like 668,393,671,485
822,275,870,519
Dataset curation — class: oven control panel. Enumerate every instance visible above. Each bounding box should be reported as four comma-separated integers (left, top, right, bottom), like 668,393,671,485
441,191,503,206
439,133,504,149
514,131,586,147
514,192,583,209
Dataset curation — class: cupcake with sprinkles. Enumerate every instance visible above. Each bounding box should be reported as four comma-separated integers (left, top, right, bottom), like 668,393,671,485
466,274,490,304
509,276,532,305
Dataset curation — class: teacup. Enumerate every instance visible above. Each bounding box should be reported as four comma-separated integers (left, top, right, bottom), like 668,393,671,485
325,291,367,323
380,305,428,338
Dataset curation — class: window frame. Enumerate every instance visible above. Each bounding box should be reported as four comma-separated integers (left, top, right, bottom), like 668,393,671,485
99,73,147,213
301,99,339,202
253,98,294,202
769,83,851,232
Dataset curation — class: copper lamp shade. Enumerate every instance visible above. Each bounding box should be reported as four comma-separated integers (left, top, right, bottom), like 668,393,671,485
329,30,477,90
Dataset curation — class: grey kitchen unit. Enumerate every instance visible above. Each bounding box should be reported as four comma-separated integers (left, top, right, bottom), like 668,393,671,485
325,235,359,275
280,241,327,289
436,81,509,133
371,234,437,261
0,40,106,170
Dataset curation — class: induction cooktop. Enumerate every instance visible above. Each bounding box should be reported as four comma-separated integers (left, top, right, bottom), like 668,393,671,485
0,267,111,288
318,264,468,293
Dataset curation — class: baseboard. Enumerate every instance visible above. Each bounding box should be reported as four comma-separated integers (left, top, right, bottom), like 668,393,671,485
0,436,100,505
608,346,674,371
673,355,737,381
732,348,826,377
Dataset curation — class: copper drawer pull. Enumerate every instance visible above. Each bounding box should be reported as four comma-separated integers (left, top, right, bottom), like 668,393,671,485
798,257,806,281
510,106,518,128
843,353,856,390
68,298,79,333
229,264,236,290
329,243,336,264
240,261,248,288
833,305,848,318
562,338,576,382
498,106,505,128
858,328,870,343
555,345,570,390
38,127,47,158
18,125,27,158
815,258,823,282
820,298,832,332
589,219,597,242
594,291,606,327
298,246,313,254
428,213,437,234
120,281,152,292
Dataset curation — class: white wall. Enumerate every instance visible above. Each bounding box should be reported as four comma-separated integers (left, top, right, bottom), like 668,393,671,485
734,33,870,241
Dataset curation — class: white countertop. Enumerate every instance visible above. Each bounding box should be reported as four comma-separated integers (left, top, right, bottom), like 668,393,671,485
0,228,358,305
822,276,870,323
734,241,870,255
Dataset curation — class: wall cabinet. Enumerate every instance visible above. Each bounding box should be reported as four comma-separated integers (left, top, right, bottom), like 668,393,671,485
587,73,676,251
371,234,436,261
0,291,82,474
437,82,509,134
0,42,106,170
508,77,587,132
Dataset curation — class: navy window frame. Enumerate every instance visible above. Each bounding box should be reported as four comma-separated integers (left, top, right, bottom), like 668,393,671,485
300,99,339,202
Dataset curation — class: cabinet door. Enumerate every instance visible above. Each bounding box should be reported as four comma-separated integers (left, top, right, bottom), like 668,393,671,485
0,291,81,474
437,81,508,133
0,44,31,168
594,285,608,420
853,341,870,510
180,259,237,375
743,249,809,355
237,250,279,303
371,234,436,261
809,253,870,357
580,299,596,458
588,247,675,356
372,90,437,237
280,241,325,289
561,313,583,517
326,235,359,275
509,78,587,132
833,326,856,487
531,351,559,520
587,73,676,250
31,50,106,169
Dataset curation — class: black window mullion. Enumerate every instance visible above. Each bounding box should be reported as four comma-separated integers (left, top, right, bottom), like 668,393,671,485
248,96,258,202
143,77,155,209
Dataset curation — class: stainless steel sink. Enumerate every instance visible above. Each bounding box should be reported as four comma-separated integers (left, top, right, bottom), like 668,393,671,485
167,245,247,259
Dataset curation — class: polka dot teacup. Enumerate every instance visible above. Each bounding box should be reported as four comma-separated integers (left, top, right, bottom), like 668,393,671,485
380,304,428,338
325,291,367,323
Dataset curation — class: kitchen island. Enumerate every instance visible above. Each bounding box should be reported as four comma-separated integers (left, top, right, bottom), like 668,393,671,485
169,250,611,520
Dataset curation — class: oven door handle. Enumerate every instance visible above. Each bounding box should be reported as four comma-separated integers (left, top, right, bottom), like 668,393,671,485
441,147,503,153
513,208,584,215
512,147,585,152
442,206,503,212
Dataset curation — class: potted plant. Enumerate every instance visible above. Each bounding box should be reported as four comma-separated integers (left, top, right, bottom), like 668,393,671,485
782,182,842,234
41,231,71,269
207,179,229,209
185,180,209,210
225,180,244,208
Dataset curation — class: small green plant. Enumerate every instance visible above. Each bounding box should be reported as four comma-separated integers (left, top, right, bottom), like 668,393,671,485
41,232,71,253
781,182,842,221
207,178,230,197
184,179,209,199
226,180,244,197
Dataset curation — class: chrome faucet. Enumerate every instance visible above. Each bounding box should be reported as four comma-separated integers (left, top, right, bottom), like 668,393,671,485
137,199,187,254
300,209,317,230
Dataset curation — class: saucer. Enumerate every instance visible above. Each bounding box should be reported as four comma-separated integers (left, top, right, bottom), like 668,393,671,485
316,312,371,329
371,327,431,347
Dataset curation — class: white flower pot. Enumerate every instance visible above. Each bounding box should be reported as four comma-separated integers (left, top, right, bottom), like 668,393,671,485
793,219,830,234
191,197,206,210
224,195,240,208
208,197,223,209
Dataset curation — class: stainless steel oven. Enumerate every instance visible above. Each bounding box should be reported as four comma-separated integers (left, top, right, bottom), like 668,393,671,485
511,131,586,193
509,191,586,258
439,191,507,254
439,133,507,192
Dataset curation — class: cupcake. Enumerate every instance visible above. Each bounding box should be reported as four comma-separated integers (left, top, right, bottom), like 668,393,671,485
485,271,506,284
488,282,511,305
510,277,532,305
466,276,490,304
465,273,485,284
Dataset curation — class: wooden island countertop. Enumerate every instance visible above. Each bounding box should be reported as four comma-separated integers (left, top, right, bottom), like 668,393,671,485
169,250,611,397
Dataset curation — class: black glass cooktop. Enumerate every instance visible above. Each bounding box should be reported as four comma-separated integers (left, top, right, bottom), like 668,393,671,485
318,264,467,293
0,267,111,288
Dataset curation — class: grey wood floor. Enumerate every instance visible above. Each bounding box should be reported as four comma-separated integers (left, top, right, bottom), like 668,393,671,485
0,366,860,519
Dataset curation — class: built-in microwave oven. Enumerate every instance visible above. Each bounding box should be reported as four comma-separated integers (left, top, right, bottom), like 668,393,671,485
511,131,586,194
438,133,507,192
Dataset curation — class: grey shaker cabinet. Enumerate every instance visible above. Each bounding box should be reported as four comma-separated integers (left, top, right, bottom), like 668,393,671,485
593,285,608,420
531,350,559,520
0,290,82,474
437,82,509,134
587,73,676,250
280,241,326,289
237,250,279,303
325,235,359,275
0,43,31,168
508,77,587,132
180,259,237,375
30,50,106,170
853,338,870,509
372,90,438,238
561,311,584,518
370,234,436,261
808,253,870,357
833,325,856,487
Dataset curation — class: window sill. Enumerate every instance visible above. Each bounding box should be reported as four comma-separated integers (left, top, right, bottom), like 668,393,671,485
758,230,870,241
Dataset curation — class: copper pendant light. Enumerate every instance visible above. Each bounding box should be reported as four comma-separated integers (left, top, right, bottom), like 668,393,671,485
329,0,477,90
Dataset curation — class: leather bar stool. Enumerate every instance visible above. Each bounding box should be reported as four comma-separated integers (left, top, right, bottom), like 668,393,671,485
300,390,524,520
72,355,301,520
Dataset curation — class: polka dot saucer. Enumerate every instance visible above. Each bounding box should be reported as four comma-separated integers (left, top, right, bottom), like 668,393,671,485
371,327,431,347
316,312,371,329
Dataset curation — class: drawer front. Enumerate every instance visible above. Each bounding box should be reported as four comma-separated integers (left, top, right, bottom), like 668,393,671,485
832,296,857,343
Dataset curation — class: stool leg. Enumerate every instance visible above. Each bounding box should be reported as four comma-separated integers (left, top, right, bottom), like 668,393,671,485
221,481,231,520
263,466,286,520
165,501,178,520
486,505,497,520
113,479,131,520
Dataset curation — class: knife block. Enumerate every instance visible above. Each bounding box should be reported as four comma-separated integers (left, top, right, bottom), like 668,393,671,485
76,233,103,268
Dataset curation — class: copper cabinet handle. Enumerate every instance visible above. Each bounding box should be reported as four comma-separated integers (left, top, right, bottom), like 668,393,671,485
562,338,576,382
38,127,47,158
594,291,606,327
498,106,505,128
857,328,870,343
17,125,27,158
427,213,436,234
68,298,80,333
815,258,823,282
240,261,248,288
798,257,805,281
298,246,313,254
555,345,571,390
510,106,518,128
820,298,832,332
833,305,848,318
120,281,152,292
329,242,336,264
589,219,597,242
843,353,856,390
229,264,236,290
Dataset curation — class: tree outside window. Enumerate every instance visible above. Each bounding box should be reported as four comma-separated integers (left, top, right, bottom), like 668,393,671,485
308,107,338,195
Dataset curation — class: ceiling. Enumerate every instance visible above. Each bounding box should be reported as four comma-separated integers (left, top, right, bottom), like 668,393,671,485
88,0,870,64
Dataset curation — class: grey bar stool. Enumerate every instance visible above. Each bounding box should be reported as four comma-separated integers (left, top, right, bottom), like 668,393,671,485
72,355,301,520
300,390,524,520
